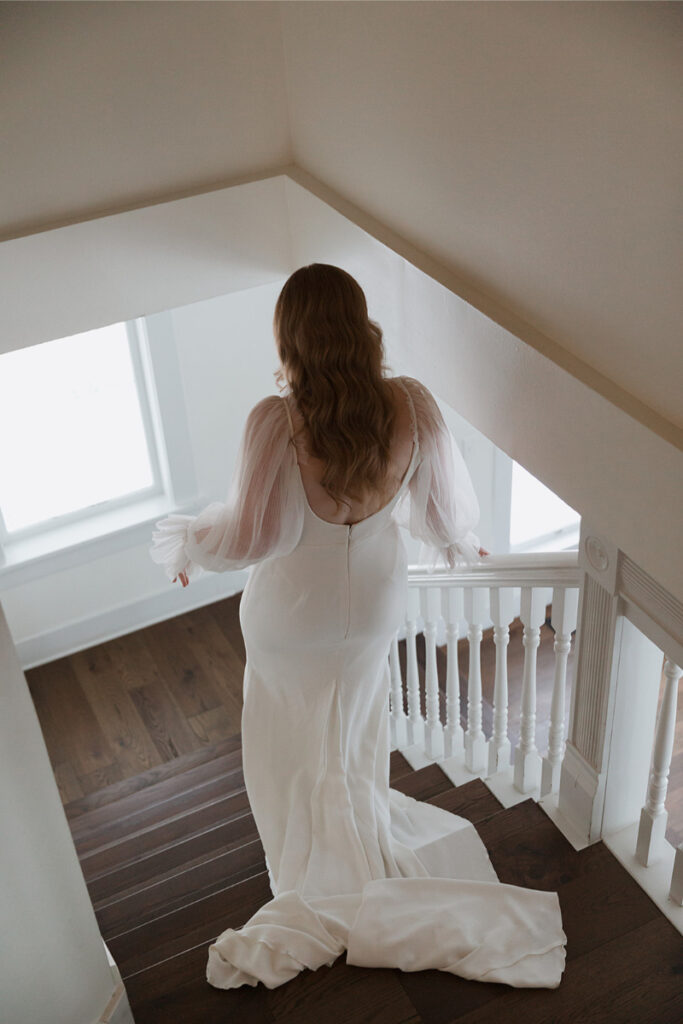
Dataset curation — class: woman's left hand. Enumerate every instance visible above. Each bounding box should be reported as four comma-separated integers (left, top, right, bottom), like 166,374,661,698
478,547,490,557
172,570,190,587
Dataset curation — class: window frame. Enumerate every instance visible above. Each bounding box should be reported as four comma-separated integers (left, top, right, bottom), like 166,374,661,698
0,311,199,589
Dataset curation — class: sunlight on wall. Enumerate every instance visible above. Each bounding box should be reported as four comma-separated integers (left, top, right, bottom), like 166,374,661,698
0,325,153,532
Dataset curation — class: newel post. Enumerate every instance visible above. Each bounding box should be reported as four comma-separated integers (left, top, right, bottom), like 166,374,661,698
557,524,622,844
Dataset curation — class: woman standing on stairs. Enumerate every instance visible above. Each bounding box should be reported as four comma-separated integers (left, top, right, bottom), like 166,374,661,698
150,263,566,991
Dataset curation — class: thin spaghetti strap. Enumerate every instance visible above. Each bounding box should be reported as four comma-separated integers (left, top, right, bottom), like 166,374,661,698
395,377,418,447
281,394,295,442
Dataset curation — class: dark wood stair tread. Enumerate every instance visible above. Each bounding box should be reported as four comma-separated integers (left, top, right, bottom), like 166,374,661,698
73,762,245,854
63,732,243,821
426,778,503,824
72,740,681,1023
96,836,266,937
88,807,261,903
391,761,454,800
110,871,274,978
68,744,244,836
389,749,414,783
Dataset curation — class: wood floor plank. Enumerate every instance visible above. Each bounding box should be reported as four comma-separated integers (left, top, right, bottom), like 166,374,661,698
267,960,421,1024
129,677,201,762
105,629,167,693
187,703,241,746
181,604,246,719
95,837,266,935
391,763,453,801
26,658,115,777
398,968,503,1024
112,871,274,978
80,787,251,880
72,763,245,854
52,759,84,803
426,779,503,825
69,749,244,835
123,941,276,1024
142,616,225,720
64,733,242,819
70,646,163,778
77,759,125,797
86,809,260,903
389,750,414,783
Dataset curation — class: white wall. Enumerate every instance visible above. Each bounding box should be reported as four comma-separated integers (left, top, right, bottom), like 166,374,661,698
4,2,680,435
0,605,123,1024
285,176,683,603
1,2,291,237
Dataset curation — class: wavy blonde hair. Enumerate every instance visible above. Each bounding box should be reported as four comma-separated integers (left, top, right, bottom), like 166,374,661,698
273,263,395,512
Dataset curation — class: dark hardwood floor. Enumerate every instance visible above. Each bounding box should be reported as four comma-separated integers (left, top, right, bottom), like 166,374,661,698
21,594,683,1022
57,743,682,1024
26,593,683,845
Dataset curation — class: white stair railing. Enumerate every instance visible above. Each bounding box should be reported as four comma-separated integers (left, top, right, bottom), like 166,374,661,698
636,658,682,900
443,587,464,760
540,586,579,796
514,587,546,793
389,553,581,804
464,588,488,774
487,587,514,776
388,546,683,930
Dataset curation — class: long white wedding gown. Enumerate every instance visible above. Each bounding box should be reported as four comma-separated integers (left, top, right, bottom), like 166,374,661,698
150,375,566,991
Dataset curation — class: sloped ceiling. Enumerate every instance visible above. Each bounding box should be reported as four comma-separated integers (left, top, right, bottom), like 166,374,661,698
2,2,681,428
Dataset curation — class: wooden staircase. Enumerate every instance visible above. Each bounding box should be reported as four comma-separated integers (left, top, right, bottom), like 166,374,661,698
63,737,682,1024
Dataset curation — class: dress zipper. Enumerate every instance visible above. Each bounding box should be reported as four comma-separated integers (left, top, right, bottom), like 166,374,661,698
344,523,352,640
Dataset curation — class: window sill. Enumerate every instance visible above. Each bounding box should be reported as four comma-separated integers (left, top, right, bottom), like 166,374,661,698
509,522,581,555
0,492,207,591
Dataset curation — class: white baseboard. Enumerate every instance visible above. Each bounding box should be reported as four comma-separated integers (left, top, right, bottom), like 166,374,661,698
538,791,593,851
99,940,136,1024
15,569,248,670
96,980,135,1024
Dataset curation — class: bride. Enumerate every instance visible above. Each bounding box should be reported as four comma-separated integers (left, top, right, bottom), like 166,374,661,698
150,263,566,992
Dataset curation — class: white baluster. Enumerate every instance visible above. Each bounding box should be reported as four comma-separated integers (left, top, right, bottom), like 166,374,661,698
388,635,408,749
464,587,489,774
404,586,424,748
442,586,464,760
636,658,682,866
540,587,579,797
487,587,515,776
670,844,683,906
421,587,444,760
513,587,546,793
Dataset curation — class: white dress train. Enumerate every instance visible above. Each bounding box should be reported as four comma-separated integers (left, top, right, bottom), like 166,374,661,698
149,375,567,991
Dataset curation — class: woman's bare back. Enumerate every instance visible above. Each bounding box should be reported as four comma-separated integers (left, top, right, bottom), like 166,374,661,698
285,378,415,526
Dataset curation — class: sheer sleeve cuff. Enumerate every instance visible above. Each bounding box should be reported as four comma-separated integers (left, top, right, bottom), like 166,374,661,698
444,530,481,569
419,531,482,573
149,514,205,583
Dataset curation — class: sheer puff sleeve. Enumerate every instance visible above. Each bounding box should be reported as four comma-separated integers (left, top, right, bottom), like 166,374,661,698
395,376,481,570
149,395,304,583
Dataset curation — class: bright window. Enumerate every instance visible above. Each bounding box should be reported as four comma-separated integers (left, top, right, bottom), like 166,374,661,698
0,322,159,536
509,461,580,550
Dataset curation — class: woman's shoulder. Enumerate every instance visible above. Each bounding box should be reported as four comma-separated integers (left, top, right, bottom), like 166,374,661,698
246,393,288,422
242,393,291,440
388,374,430,396
387,374,435,414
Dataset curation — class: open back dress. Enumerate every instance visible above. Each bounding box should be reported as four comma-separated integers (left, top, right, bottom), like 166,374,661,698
149,375,566,991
